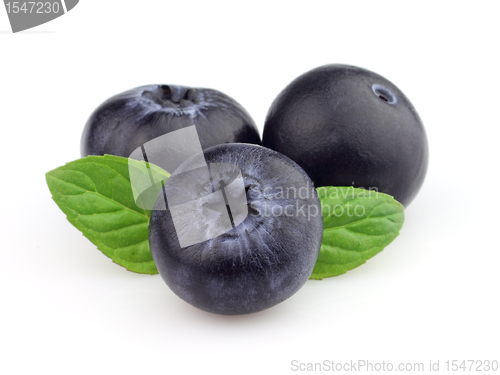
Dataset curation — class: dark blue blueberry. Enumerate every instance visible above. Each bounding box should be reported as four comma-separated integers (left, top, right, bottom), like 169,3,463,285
263,64,429,207
149,143,323,315
81,85,260,158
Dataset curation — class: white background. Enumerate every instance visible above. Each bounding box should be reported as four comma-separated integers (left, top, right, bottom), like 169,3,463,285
1,1,499,374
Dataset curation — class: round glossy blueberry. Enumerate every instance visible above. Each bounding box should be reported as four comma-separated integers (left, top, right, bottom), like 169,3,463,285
81,85,261,158
149,143,323,315
263,64,428,207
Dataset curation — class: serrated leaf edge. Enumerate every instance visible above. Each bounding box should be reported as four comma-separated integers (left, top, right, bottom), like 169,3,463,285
311,187,405,280
46,158,162,274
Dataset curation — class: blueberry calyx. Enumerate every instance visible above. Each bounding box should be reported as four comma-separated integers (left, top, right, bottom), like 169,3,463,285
372,83,397,105
141,85,201,108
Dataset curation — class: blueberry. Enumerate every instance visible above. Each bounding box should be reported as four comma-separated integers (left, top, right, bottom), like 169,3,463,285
149,143,323,315
263,64,429,207
81,85,261,158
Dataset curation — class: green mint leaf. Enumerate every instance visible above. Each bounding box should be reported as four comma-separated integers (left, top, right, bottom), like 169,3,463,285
311,186,405,279
46,155,170,274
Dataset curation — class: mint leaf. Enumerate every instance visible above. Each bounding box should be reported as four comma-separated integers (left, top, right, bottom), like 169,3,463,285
46,155,170,274
311,186,404,279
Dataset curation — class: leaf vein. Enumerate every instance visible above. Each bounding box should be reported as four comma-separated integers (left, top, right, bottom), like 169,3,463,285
50,175,149,219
